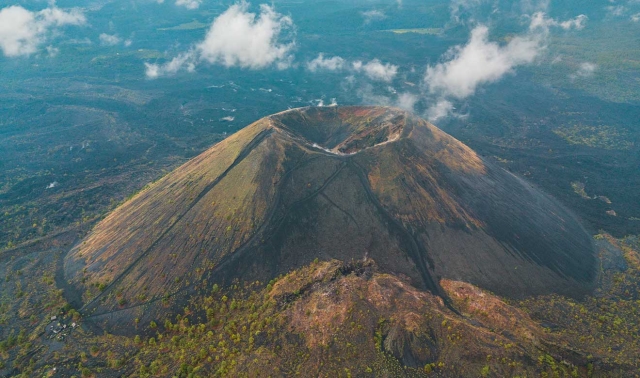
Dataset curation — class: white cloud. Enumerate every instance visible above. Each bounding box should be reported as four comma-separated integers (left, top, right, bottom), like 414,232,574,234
312,56,402,106
343,74,419,111
395,92,419,111
570,62,597,79
427,99,454,121
425,24,543,101
353,59,398,82
145,51,196,78
606,5,628,17
67,37,92,45
146,2,295,78
145,63,160,79
529,12,588,30
606,5,626,17
355,83,393,107
361,10,386,24
306,55,398,83
631,13,640,22
175,0,202,10
0,5,85,57
38,7,87,26
558,14,588,30
306,53,345,72
423,11,590,120
423,14,553,120
99,33,121,46
197,3,294,69
46,45,59,57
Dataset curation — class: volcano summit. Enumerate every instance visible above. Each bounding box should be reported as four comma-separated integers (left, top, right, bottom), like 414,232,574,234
64,106,596,330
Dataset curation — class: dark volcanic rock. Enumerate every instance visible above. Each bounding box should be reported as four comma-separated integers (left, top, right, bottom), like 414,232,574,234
64,106,596,332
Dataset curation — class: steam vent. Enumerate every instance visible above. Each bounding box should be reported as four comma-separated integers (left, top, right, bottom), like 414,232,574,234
64,106,596,332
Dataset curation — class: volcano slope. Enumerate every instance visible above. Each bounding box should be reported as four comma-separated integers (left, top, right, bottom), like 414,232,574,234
64,106,596,332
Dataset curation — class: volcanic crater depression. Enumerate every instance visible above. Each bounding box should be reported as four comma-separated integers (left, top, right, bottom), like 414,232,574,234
64,106,597,331
272,107,405,155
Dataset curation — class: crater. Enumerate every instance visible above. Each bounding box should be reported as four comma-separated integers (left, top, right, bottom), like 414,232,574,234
270,106,407,155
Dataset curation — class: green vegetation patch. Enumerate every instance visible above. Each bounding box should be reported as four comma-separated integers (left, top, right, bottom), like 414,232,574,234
519,234,640,371
158,20,209,31
382,28,441,35
571,181,591,200
553,124,635,150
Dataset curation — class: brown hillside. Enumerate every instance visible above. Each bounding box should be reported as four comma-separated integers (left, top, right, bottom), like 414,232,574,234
64,106,596,332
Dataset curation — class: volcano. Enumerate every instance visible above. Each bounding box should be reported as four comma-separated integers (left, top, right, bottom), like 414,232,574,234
64,106,596,331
